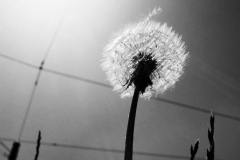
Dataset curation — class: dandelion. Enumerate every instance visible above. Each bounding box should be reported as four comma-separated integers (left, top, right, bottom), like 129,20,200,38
102,7,188,160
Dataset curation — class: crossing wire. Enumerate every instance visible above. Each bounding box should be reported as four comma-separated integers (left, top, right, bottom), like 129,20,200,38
16,0,72,140
17,69,41,140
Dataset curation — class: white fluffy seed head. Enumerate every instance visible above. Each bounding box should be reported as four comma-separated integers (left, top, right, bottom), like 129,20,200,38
102,8,189,99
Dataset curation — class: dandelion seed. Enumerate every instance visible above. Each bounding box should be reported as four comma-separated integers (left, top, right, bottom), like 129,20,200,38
102,8,188,99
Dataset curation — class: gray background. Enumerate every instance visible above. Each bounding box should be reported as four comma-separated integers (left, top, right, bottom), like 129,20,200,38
0,0,239,159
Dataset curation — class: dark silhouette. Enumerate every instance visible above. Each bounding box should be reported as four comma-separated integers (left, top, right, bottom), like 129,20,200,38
34,131,41,160
190,113,215,160
190,140,199,160
207,113,215,160
8,141,20,160
124,53,157,160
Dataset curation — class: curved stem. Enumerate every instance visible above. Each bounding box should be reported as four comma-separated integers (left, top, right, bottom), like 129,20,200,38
124,88,140,160
34,131,41,160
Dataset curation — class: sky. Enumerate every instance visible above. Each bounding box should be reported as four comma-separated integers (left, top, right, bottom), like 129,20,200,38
0,0,240,160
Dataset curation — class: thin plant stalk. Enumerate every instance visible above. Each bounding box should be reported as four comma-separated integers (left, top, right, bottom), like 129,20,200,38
34,131,41,160
124,88,140,160
207,113,214,160
8,141,20,160
190,140,199,160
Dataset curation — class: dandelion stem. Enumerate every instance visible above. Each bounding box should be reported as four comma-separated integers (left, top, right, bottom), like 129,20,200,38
124,88,140,160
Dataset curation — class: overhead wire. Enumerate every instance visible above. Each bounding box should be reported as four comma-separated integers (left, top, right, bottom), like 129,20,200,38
0,52,38,69
44,68,240,122
154,97,240,122
0,53,240,122
0,137,226,160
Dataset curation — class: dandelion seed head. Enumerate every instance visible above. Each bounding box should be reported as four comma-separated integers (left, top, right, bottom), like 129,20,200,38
102,8,189,99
